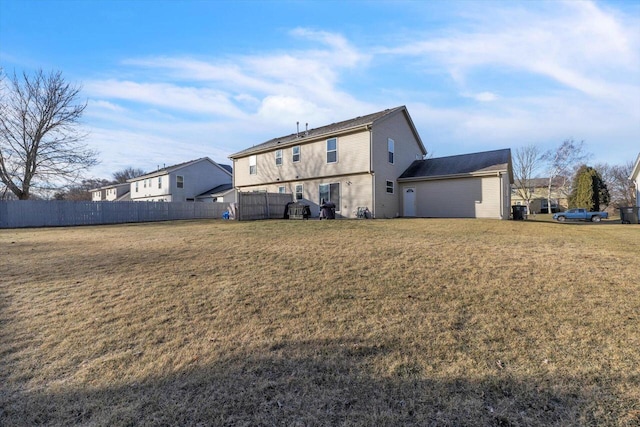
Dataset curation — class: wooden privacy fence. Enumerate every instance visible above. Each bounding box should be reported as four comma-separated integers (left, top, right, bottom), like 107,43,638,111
0,200,229,228
236,192,293,221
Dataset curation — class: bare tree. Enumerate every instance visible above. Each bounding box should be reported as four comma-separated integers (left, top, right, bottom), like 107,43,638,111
112,167,146,183
0,69,98,199
512,144,544,214
596,161,635,208
542,139,589,214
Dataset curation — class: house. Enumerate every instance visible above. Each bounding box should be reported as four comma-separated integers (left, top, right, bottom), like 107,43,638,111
195,183,236,203
631,152,640,208
398,149,513,219
128,157,232,202
228,106,427,218
510,177,569,214
90,182,130,202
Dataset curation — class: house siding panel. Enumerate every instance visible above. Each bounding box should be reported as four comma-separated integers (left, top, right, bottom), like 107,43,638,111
239,174,373,218
409,176,504,219
233,129,371,188
371,110,425,218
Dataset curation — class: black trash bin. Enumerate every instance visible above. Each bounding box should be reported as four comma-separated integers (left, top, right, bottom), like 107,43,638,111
511,205,527,220
619,206,640,224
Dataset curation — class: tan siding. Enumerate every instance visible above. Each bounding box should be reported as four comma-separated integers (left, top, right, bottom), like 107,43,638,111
409,176,503,219
371,110,425,218
238,174,373,218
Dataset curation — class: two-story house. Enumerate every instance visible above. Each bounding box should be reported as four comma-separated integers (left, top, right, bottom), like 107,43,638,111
511,177,569,214
129,157,232,202
91,182,130,201
229,106,427,218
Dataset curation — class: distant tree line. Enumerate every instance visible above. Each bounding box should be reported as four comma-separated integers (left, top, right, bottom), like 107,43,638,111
513,140,635,213
53,167,146,200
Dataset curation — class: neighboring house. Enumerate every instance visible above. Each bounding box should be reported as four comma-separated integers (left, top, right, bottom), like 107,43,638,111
195,183,236,203
228,106,427,218
90,182,130,202
398,149,513,219
511,177,569,214
631,152,640,208
128,157,232,202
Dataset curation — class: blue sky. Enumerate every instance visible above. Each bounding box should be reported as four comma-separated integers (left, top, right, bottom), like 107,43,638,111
1,0,639,179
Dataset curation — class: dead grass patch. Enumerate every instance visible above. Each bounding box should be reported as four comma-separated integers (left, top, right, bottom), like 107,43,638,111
1,219,639,426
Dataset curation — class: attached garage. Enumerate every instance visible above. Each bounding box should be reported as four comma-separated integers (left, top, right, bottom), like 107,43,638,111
398,149,513,219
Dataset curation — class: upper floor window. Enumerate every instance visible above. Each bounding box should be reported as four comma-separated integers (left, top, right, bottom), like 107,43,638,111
249,155,257,175
278,186,285,194
158,177,162,189
177,175,184,188
295,184,303,201
327,138,337,164
292,145,300,163
143,179,147,188
388,138,395,164
135,182,139,192
275,149,283,166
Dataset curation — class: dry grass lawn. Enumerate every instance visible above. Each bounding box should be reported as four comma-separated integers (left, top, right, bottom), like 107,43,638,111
1,219,639,426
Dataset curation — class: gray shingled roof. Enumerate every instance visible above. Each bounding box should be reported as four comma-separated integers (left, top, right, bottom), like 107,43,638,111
129,157,231,181
196,183,234,198
229,106,409,158
399,149,512,180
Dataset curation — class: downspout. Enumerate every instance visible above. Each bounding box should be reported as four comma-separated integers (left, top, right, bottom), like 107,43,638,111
367,124,375,218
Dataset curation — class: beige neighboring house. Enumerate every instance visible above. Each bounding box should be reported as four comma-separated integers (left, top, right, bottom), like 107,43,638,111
511,177,569,214
398,149,513,219
90,182,130,202
129,157,232,202
631,153,640,208
229,106,427,218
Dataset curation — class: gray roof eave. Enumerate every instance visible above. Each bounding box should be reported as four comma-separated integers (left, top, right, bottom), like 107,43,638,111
397,168,509,182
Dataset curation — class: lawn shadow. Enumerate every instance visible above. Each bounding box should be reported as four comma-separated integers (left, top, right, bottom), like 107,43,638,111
2,338,633,426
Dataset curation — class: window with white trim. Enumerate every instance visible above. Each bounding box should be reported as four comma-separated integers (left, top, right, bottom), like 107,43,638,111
319,183,340,211
135,182,139,192
275,149,282,166
388,138,395,164
158,177,162,189
295,184,303,201
278,186,285,194
249,155,257,175
386,180,394,194
326,138,337,164
292,145,300,163
177,175,184,188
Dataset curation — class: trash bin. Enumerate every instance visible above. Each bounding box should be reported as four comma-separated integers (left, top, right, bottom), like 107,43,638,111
286,203,311,220
619,206,640,224
511,205,527,220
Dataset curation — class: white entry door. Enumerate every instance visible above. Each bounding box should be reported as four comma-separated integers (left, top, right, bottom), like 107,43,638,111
404,187,416,217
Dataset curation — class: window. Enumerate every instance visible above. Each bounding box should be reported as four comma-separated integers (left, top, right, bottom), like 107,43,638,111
319,183,340,211
177,175,184,188
249,155,257,175
326,138,337,163
275,149,283,166
295,184,303,201
158,177,162,189
386,180,394,194
135,182,139,192
143,179,147,188
278,186,285,194
292,145,300,163
388,138,395,164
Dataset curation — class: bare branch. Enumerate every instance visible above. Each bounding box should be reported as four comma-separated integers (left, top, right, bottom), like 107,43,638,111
0,69,98,199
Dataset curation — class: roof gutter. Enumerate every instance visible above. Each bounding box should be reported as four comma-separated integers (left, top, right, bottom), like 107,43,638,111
397,169,509,183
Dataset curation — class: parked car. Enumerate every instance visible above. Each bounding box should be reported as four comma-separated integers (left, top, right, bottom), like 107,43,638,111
553,208,609,222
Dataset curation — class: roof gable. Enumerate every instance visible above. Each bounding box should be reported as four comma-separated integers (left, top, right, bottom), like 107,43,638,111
129,157,231,181
229,106,419,158
630,152,640,181
399,149,512,181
